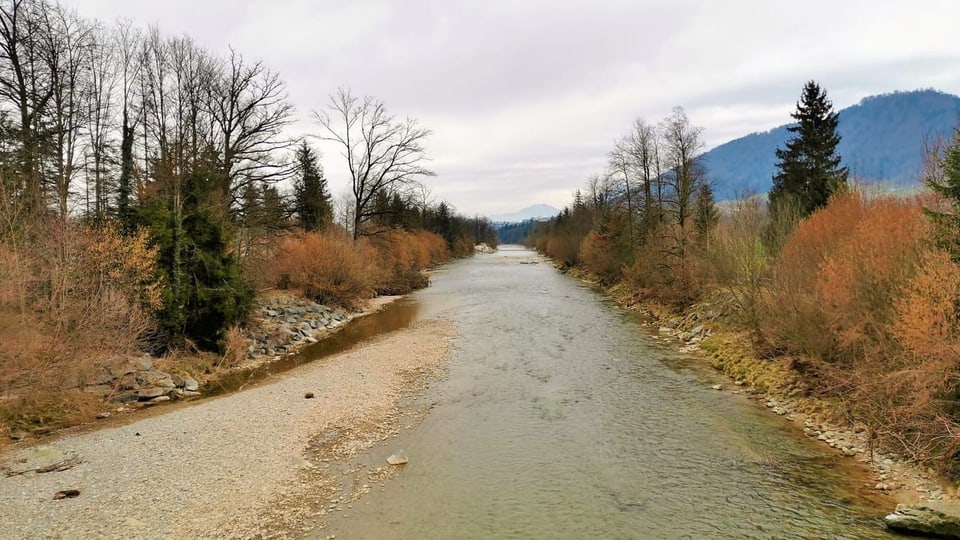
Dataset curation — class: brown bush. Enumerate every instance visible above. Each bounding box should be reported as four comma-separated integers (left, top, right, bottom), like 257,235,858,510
578,230,618,285
0,220,159,394
623,225,703,307
816,196,930,358
370,230,450,295
757,192,876,356
703,197,770,336
269,230,377,310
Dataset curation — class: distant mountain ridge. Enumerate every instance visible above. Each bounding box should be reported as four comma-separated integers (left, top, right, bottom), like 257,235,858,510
490,204,560,223
702,89,960,200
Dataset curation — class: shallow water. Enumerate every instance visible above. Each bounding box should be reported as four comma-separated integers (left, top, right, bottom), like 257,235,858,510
319,246,894,539
204,300,420,397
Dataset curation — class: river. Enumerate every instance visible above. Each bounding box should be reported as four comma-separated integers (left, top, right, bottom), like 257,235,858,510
317,246,893,539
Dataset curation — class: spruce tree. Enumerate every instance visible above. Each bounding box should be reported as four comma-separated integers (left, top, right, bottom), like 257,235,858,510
925,129,960,261
293,141,332,232
140,152,253,351
769,81,848,217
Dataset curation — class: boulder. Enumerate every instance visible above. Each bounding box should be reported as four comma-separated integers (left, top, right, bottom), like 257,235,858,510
885,503,960,538
83,384,114,398
137,371,175,389
137,387,169,400
183,377,199,392
170,373,185,388
133,354,153,371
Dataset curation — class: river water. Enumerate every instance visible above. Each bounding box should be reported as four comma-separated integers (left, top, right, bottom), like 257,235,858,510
318,246,894,539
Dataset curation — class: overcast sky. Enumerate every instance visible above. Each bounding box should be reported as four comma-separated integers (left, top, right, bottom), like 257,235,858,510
60,0,960,216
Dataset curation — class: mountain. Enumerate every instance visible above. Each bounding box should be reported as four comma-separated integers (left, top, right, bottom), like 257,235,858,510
490,204,560,223
702,89,960,200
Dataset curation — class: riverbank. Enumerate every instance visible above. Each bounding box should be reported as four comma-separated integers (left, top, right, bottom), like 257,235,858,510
0,314,454,538
566,266,960,513
0,291,405,447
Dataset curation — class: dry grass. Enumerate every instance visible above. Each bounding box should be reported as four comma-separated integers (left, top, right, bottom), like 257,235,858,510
0,389,102,434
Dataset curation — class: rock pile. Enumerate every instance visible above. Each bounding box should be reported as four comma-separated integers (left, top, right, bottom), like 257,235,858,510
80,355,199,404
244,297,349,359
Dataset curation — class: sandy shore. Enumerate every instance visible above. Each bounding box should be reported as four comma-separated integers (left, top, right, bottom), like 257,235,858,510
0,318,454,539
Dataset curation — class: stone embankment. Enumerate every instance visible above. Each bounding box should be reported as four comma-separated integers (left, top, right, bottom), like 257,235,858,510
242,294,351,361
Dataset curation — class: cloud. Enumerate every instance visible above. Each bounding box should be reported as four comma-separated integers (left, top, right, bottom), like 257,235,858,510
58,0,960,215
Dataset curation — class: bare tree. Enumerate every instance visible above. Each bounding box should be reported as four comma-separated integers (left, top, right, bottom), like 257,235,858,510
608,136,634,245
627,117,661,236
208,48,293,205
315,88,434,239
42,3,94,217
0,0,54,211
659,106,706,272
114,18,141,229
83,20,117,221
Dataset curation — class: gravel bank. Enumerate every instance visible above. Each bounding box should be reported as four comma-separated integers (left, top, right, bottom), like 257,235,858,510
0,318,454,539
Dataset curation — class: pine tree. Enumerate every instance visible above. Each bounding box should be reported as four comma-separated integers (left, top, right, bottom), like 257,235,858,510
293,141,332,232
925,129,960,261
770,81,848,217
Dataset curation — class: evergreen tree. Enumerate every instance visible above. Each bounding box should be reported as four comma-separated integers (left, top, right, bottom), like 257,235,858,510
693,182,719,245
925,129,960,261
293,141,332,232
140,152,253,351
116,113,136,234
769,81,848,217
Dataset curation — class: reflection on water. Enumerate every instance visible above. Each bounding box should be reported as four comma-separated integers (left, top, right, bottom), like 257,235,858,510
205,299,419,397
318,246,894,539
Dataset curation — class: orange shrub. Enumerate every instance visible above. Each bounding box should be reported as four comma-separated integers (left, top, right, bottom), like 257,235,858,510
762,192,930,360
817,196,930,358
623,225,703,307
825,249,960,471
370,230,450,294
578,230,618,284
270,230,377,309
762,193,864,357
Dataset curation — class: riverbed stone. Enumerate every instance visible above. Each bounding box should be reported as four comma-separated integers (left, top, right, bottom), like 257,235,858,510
183,377,199,392
885,503,960,538
386,453,408,465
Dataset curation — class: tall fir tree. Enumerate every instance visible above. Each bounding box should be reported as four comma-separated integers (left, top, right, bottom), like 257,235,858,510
769,81,848,217
293,141,332,232
925,129,960,261
140,151,253,351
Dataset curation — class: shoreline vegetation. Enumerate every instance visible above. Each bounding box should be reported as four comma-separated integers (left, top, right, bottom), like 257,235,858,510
523,81,960,534
0,228,495,449
565,264,959,509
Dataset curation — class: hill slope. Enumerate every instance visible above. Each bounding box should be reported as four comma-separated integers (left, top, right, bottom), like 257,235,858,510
702,89,960,199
